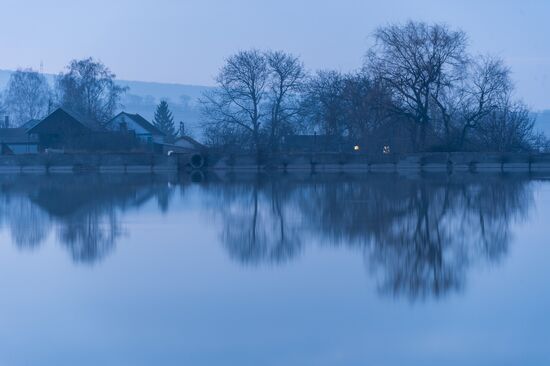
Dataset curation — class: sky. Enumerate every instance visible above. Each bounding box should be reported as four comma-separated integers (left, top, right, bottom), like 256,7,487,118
0,0,549,109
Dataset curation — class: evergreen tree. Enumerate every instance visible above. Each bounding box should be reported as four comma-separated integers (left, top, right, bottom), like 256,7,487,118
153,100,176,140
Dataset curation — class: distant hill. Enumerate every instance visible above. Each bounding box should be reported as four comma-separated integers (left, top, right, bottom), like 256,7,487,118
0,69,213,138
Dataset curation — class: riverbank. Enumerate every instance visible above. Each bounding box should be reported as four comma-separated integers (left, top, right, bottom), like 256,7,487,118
1,152,550,174
208,152,550,173
0,153,178,174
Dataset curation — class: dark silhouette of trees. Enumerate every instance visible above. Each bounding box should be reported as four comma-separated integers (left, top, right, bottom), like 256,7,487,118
201,49,307,155
201,50,270,155
266,51,306,152
55,57,127,126
365,21,469,150
301,70,346,137
153,100,176,141
3,69,51,126
201,21,542,154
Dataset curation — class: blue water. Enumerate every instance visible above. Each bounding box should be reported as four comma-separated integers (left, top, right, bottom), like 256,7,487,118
0,173,548,365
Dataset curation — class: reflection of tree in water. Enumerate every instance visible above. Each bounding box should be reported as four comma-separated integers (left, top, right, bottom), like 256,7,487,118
0,171,536,300
206,173,533,300
10,198,50,250
205,176,304,265
57,209,121,263
0,174,177,264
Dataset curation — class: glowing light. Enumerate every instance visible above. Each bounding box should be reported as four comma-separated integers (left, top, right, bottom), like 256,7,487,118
383,145,391,154
354,145,360,151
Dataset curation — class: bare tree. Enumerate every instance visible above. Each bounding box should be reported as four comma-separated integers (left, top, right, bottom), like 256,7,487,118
476,99,535,152
457,56,512,148
4,69,51,127
301,70,346,136
55,57,127,126
366,21,468,149
266,51,306,152
339,73,396,146
201,50,269,155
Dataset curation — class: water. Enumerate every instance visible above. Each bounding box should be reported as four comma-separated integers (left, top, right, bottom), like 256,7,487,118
0,172,549,365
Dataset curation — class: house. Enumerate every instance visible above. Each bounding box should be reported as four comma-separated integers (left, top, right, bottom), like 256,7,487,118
107,112,165,145
27,108,103,151
27,108,142,152
0,128,38,154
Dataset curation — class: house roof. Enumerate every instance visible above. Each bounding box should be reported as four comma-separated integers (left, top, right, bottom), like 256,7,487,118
0,128,38,144
21,119,41,131
110,112,165,136
27,108,104,134
175,135,205,149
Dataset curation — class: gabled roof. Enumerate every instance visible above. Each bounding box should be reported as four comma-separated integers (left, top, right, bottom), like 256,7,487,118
174,135,205,149
27,108,104,134
21,119,41,131
110,112,165,136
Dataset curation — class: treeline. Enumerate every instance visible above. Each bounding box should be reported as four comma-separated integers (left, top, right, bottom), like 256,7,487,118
0,58,179,139
0,58,126,127
201,21,548,154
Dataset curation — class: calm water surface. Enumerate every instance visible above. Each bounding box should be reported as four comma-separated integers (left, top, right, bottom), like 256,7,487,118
0,172,549,365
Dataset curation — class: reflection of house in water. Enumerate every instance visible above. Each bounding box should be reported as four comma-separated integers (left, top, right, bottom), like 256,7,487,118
0,174,178,264
0,172,536,301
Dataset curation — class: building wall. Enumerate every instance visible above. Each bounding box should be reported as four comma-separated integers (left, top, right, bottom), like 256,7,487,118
7,143,38,154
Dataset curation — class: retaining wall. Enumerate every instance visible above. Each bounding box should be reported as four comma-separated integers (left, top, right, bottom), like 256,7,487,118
208,152,550,173
0,153,178,174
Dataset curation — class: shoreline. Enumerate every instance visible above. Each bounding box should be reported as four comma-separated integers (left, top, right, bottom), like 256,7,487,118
1,152,550,174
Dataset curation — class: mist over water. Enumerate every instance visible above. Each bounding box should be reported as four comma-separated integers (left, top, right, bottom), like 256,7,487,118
0,173,548,365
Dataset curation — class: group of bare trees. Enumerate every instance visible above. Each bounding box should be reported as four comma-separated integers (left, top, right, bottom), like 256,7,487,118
0,58,126,128
202,21,545,154
201,50,306,154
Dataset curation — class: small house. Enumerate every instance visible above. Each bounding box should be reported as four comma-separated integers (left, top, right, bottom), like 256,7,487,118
27,108,102,151
27,108,142,152
107,112,165,145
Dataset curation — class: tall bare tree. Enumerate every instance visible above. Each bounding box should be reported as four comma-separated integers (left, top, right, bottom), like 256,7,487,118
366,21,468,149
266,51,306,152
301,70,346,136
457,56,512,148
55,57,127,126
4,69,51,127
201,50,269,154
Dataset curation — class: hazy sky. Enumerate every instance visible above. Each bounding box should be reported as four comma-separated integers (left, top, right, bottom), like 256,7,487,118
0,0,549,109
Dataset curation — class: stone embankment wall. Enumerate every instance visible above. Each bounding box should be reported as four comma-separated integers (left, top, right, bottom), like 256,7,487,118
208,152,550,173
0,153,178,173
2,152,550,174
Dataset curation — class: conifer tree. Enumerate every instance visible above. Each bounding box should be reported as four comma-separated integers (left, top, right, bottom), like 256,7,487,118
153,100,176,140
